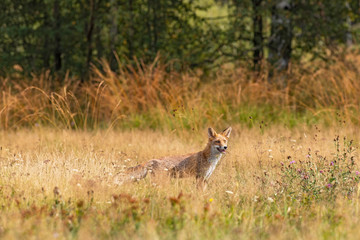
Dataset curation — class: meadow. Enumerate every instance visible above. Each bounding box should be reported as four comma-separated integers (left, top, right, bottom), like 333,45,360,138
1,125,360,239
1,53,360,239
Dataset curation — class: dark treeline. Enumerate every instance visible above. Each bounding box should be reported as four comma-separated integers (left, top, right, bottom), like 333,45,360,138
1,0,359,80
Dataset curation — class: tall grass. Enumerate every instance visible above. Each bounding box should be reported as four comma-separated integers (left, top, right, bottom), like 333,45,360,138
0,126,359,239
1,53,360,130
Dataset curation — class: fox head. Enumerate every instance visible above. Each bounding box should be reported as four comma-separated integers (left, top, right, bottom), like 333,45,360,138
208,127,232,155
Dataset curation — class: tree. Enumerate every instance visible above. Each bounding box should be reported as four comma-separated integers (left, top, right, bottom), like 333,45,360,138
252,0,263,72
0,0,359,80
267,0,292,83
53,0,62,71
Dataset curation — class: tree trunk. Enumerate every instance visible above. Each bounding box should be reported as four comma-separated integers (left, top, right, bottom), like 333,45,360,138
345,2,353,46
43,9,50,69
151,0,158,54
95,24,103,59
53,0,61,72
109,0,118,68
252,0,263,72
146,0,153,57
127,0,134,58
86,0,96,76
268,0,292,84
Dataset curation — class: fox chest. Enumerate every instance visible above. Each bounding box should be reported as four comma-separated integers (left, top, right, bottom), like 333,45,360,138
203,155,222,180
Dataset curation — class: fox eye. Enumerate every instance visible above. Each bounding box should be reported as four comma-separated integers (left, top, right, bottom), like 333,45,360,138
215,140,220,144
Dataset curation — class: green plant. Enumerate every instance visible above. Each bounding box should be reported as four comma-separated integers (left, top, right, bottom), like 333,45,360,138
278,136,359,202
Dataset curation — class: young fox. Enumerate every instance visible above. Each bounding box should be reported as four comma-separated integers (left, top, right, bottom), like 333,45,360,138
117,127,232,186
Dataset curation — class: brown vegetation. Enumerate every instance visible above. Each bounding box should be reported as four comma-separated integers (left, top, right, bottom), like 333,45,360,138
1,53,360,130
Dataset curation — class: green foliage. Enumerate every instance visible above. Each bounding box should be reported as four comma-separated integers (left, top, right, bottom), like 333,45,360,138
1,0,360,77
0,0,224,76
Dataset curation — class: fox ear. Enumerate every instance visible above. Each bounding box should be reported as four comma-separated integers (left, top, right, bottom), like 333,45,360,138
222,127,232,138
208,127,217,138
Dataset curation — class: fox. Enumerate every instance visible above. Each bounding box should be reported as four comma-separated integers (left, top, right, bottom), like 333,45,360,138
115,127,232,188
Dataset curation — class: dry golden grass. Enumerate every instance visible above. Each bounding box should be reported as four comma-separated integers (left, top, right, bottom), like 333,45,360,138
1,52,360,130
1,52,360,239
1,125,360,239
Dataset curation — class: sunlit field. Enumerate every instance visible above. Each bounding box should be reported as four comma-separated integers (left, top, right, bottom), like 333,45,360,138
1,53,360,239
1,124,360,239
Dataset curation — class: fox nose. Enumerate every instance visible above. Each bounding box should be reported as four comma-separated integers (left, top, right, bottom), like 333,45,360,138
224,146,227,149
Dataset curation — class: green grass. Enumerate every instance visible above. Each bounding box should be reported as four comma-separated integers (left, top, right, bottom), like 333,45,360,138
118,104,325,132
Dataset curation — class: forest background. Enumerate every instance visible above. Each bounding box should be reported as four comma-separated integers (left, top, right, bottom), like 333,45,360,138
2,0,360,130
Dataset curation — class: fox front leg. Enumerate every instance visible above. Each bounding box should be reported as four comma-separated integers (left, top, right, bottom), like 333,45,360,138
196,177,208,191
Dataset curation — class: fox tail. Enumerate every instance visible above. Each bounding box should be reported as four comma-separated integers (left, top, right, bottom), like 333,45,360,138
114,160,160,185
